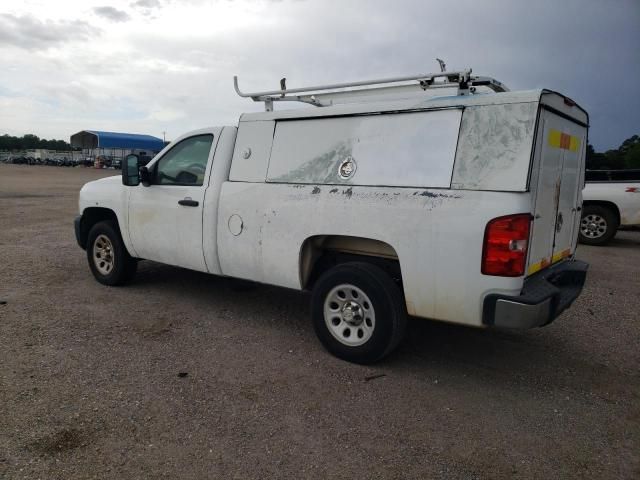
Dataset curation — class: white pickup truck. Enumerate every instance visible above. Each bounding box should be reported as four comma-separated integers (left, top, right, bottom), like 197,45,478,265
74,70,589,363
580,170,640,245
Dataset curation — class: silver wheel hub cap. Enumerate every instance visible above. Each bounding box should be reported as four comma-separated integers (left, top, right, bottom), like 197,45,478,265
580,214,607,239
93,234,115,275
324,284,375,347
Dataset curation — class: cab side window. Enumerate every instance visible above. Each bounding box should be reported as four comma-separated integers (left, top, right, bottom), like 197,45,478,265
154,134,213,186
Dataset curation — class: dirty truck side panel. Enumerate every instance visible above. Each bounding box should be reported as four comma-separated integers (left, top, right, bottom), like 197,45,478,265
217,182,528,326
266,109,461,188
216,104,550,327
451,102,537,192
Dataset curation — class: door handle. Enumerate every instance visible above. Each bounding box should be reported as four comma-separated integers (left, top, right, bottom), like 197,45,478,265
178,198,199,207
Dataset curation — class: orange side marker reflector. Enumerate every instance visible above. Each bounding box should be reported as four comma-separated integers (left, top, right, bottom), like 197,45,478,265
549,130,580,152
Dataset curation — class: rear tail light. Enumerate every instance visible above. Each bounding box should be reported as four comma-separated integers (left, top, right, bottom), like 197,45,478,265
481,214,532,277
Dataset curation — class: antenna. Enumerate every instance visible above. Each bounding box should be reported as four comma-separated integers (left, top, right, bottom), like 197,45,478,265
436,58,446,72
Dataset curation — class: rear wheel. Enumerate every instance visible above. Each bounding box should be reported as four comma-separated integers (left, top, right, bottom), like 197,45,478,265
87,221,137,285
579,205,618,246
311,262,407,364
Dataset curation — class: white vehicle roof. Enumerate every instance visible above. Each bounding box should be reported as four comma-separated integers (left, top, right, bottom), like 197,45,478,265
241,89,588,125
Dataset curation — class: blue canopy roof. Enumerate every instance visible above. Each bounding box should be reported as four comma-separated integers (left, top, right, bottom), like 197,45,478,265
70,130,164,151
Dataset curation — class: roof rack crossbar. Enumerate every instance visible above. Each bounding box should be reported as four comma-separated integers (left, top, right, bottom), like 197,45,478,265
233,69,509,111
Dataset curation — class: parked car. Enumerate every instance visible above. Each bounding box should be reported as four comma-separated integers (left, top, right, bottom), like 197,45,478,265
74,70,589,363
580,169,640,245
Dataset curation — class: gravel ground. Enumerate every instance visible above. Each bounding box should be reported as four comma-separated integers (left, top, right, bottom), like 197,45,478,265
0,164,638,479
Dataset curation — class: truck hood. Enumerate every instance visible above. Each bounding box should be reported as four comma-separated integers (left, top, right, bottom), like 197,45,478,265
80,175,121,195
86,174,121,187
78,174,125,214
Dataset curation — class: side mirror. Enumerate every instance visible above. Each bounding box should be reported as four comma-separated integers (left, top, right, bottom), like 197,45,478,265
122,154,140,186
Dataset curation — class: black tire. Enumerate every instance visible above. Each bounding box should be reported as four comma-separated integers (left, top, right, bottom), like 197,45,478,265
578,205,618,246
311,262,407,364
86,220,137,286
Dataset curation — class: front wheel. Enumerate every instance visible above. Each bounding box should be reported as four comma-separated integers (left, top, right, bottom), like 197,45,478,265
311,262,407,364
578,205,618,246
86,221,137,285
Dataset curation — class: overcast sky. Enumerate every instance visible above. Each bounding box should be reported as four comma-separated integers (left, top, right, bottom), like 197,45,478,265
1,0,638,150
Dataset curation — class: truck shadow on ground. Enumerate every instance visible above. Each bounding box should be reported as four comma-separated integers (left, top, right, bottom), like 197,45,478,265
607,232,640,247
127,260,623,398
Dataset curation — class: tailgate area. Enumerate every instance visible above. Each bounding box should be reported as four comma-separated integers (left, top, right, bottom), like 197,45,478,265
527,102,587,276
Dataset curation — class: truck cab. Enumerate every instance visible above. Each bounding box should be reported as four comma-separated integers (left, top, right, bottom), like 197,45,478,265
75,69,589,363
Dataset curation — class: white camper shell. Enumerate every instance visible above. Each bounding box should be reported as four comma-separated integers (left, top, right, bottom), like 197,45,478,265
75,70,589,363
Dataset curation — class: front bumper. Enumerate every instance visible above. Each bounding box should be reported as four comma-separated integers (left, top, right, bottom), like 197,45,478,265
74,215,85,249
483,259,588,329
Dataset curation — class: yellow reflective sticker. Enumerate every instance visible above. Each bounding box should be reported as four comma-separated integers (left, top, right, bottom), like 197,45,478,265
569,136,580,152
552,248,571,263
549,129,562,148
549,130,580,152
528,262,542,275
528,255,556,275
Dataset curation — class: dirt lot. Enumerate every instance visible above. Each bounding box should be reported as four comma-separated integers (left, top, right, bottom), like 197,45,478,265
0,164,638,479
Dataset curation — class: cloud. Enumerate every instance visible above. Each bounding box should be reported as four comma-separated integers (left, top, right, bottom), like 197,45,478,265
93,6,131,23
0,0,638,149
131,0,162,8
0,14,95,51
130,0,163,17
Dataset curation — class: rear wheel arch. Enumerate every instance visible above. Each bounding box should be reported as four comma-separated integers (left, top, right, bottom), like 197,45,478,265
299,235,403,290
581,200,620,225
311,261,407,363
579,202,620,245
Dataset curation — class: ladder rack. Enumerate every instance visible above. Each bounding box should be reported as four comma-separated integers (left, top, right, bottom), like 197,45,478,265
233,69,509,111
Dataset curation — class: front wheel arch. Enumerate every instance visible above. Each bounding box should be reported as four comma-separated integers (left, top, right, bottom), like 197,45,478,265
86,220,137,286
79,207,120,249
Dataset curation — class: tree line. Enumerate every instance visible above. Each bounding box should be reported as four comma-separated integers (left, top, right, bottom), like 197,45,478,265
0,134,73,151
586,134,640,170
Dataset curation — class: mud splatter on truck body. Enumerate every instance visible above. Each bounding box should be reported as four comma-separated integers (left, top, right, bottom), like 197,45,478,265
77,70,589,362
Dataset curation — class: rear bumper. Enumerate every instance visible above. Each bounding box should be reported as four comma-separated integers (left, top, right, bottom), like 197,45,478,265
483,259,588,329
